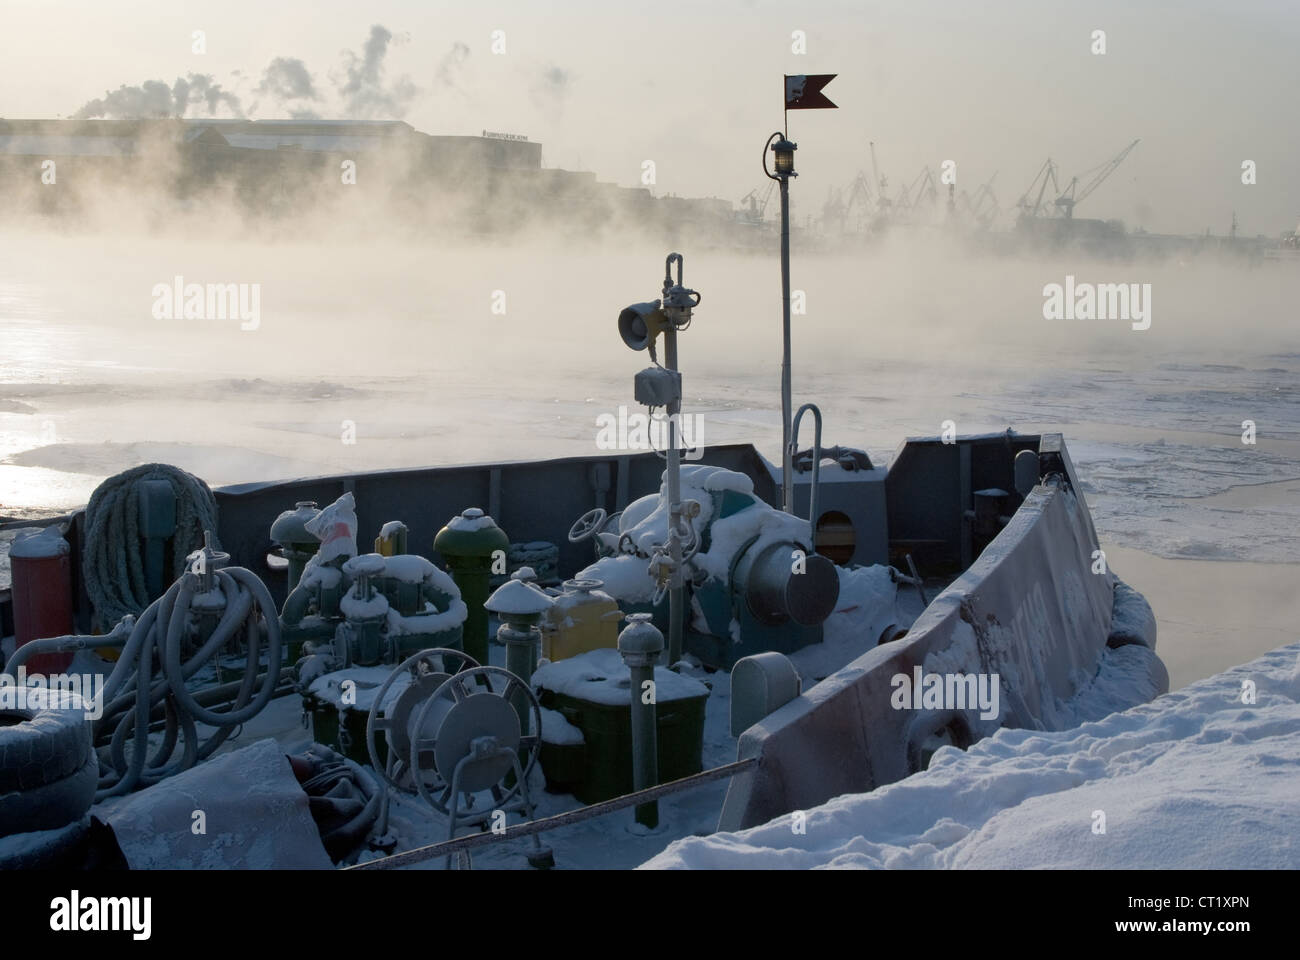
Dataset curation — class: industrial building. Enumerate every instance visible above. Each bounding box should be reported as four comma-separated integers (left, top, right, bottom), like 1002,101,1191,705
0,117,736,239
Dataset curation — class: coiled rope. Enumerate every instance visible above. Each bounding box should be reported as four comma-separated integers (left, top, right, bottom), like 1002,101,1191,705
82,463,221,630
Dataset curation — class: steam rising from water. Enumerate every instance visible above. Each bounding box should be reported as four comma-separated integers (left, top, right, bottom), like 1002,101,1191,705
2,208,1298,692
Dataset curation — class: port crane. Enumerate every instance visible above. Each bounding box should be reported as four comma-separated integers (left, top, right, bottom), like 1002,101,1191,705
958,172,1000,228
895,166,938,221
1053,139,1140,219
739,182,775,223
869,141,892,217
843,172,874,232
821,186,846,233
1016,157,1061,219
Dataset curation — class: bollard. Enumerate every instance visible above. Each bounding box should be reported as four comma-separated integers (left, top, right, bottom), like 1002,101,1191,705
618,612,662,829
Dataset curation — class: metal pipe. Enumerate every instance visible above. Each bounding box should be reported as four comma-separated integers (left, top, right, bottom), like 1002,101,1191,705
502,623,537,732
664,325,683,667
619,613,663,830
3,618,134,676
780,176,793,513
790,403,823,539
629,655,658,829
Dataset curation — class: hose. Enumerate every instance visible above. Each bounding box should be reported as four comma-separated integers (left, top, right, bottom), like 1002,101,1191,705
82,463,221,630
93,565,282,800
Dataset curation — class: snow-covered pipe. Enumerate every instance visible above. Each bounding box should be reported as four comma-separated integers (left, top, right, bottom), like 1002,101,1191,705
619,613,664,829
790,402,823,539
2,616,135,677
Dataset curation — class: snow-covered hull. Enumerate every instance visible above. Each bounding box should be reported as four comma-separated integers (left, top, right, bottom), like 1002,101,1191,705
719,442,1166,832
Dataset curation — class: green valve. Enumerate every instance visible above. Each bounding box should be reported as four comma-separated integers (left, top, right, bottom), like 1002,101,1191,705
434,508,510,667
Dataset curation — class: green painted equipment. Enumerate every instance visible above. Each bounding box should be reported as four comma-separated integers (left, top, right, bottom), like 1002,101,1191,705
270,501,321,591
338,554,387,665
280,555,346,662
533,648,708,804
332,553,467,667
435,508,510,666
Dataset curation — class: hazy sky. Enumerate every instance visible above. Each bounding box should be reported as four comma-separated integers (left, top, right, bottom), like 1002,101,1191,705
2,0,1297,236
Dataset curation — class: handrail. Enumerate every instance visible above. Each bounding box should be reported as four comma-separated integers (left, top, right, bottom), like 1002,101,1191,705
789,403,823,546
345,756,759,870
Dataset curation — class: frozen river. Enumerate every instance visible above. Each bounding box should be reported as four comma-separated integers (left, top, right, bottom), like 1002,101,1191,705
2,227,1298,691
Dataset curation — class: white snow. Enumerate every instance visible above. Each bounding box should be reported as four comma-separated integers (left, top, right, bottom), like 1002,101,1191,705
378,520,407,539
381,554,435,586
580,464,810,601
1107,578,1156,648
539,706,585,745
550,581,616,613
385,599,468,636
532,647,710,707
342,553,386,577
484,578,554,615
642,640,1300,869
694,500,810,583
307,664,411,713
446,510,498,532
790,564,900,683
304,491,358,563
298,554,341,590
577,553,656,603
339,587,389,620
329,555,463,622
9,525,69,558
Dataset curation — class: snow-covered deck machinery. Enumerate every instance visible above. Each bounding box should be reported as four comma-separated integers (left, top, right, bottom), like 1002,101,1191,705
571,464,843,668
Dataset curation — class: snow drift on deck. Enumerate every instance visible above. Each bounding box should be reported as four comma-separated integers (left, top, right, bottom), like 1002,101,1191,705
643,640,1300,869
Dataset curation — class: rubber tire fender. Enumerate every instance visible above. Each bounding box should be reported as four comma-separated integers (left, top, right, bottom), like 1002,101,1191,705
0,699,94,793
0,752,99,838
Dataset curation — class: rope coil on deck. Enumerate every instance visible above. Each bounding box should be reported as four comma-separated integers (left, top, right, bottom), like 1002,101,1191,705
82,463,221,629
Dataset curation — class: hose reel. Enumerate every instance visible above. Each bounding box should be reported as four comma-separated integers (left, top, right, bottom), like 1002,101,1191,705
365,651,551,869
365,647,479,790
407,666,542,819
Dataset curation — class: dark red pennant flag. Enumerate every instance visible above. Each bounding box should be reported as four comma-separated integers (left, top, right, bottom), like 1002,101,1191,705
785,74,837,110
